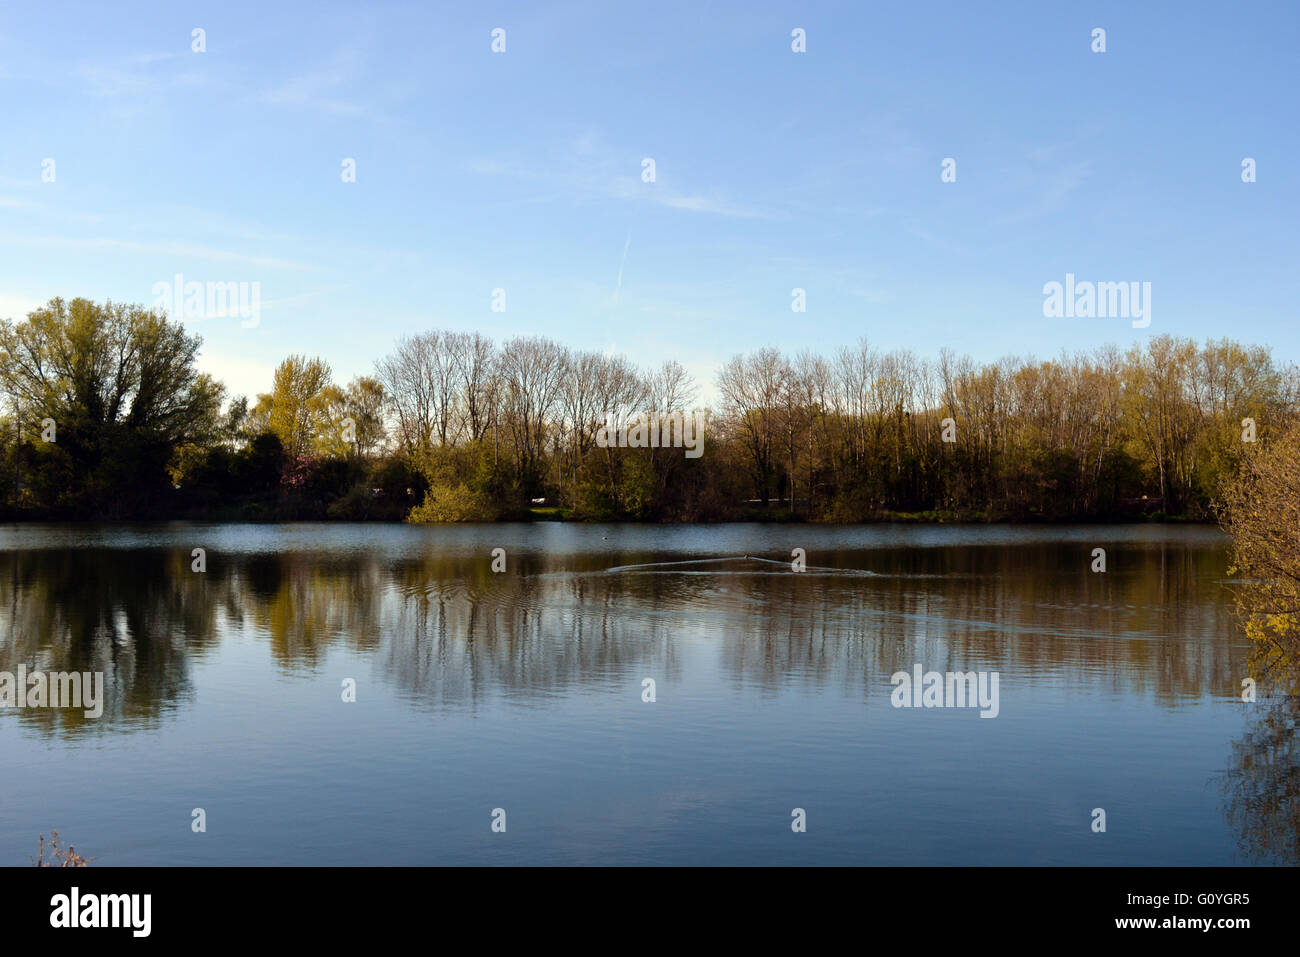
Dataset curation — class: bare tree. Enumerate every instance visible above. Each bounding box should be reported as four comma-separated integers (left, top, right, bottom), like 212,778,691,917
498,336,569,490
449,332,496,442
376,334,435,454
717,347,789,506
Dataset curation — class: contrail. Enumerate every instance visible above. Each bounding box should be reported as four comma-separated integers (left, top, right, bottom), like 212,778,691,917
613,232,631,303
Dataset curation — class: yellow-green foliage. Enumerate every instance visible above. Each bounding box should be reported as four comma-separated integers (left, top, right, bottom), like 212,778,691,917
408,482,496,523
406,443,499,522
1222,418,1300,685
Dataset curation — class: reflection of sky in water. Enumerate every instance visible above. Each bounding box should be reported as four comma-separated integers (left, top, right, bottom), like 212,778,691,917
0,522,1286,865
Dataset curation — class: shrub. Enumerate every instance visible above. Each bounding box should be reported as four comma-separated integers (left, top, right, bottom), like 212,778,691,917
408,482,498,523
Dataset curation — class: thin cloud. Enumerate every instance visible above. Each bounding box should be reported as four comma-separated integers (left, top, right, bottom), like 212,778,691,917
0,235,319,271
127,52,184,66
472,147,781,220
659,194,771,219
0,293,42,320
995,160,1092,226
79,65,157,98
263,45,370,117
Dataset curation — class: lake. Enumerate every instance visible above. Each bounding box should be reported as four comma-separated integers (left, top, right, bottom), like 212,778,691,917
0,522,1289,866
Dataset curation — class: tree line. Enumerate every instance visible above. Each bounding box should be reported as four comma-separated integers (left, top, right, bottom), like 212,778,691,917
2,296,1296,522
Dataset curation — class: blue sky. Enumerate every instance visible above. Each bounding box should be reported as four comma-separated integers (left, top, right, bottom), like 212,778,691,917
1,1,1296,401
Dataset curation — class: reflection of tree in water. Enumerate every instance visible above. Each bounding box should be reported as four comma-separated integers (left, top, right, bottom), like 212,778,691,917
0,536,1250,737
1222,694,1300,865
0,549,217,734
375,568,684,707
711,542,1242,700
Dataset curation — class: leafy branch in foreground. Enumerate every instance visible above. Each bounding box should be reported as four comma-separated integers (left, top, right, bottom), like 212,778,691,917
1221,418,1300,685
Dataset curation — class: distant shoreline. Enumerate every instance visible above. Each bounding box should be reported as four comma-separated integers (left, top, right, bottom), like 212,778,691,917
0,509,1217,527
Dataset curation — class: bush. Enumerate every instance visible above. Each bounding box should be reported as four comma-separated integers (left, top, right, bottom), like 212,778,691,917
408,482,498,523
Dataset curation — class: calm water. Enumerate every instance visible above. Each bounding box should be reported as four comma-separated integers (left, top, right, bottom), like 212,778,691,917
0,522,1291,866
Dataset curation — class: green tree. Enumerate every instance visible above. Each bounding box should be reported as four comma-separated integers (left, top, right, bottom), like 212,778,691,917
0,297,222,514
266,355,332,459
